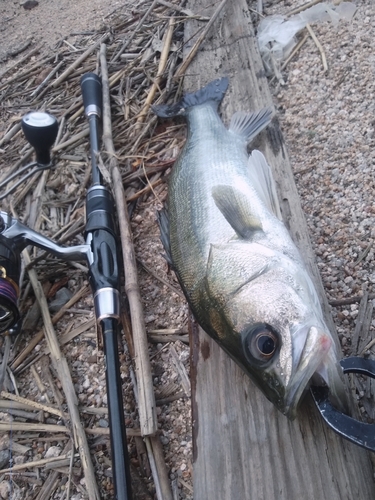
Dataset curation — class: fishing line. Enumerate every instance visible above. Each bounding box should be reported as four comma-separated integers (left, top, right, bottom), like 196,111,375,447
0,335,14,498
9,391,13,500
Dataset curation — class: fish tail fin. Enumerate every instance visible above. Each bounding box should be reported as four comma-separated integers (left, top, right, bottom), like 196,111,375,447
152,77,229,118
229,108,273,143
247,150,283,220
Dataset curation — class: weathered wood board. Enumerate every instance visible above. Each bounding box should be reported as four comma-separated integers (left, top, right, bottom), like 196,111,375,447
183,1,375,498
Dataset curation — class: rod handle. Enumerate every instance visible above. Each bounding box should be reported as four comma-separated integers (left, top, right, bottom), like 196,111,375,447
80,73,102,117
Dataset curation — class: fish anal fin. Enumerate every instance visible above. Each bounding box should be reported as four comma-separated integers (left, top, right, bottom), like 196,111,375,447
157,207,173,265
212,185,263,239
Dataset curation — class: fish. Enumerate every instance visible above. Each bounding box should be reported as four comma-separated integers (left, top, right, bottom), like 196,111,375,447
153,77,347,419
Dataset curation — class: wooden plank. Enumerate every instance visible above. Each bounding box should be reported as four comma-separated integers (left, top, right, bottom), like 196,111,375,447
183,1,375,498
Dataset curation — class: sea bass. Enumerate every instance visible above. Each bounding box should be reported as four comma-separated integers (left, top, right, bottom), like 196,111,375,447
153,78,347,419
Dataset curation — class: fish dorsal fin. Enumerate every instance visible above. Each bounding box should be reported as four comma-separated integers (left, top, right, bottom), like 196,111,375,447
229,108,273,143
247,150,282,220
212,185,263,239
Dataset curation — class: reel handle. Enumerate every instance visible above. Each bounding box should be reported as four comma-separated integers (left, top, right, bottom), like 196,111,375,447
80,73,102,118
21,112,58,165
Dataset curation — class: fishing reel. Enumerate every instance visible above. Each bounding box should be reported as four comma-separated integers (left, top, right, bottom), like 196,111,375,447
0,111,89,335
0,111,58,334
0,105,119,336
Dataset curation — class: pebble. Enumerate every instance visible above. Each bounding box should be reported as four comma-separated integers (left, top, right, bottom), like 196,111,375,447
160,436,170,445
45,446,61,458
0,450,9,469
0,481,10,500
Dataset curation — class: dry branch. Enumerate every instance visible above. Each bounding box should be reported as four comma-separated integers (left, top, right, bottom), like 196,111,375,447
100,43,157,436
306,23,328,72
0,454,73,474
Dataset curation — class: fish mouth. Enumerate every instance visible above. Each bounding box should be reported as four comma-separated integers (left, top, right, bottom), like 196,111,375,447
283,326,346,419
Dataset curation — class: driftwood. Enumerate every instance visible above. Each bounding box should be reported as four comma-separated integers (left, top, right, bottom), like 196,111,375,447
183,0,375,499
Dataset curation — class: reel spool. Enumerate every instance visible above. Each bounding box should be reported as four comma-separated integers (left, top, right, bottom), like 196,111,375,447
0,273,19,334
0,226,21,335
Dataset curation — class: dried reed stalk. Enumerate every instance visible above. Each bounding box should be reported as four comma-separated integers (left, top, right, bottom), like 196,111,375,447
51,33,109,88
136,17,175,128
11,285,90,371
0,454,72,474
100,42,157,436
1,391,63,417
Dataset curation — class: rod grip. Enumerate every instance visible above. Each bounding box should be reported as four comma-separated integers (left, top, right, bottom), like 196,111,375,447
80,73,102,117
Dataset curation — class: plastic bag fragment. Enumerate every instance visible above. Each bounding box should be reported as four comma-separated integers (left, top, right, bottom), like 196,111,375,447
257,2,357,77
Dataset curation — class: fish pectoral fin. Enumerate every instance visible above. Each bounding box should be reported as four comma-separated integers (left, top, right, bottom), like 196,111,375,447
157,207,173,266
247,150,283,220
212,185,263,239
229,108,273,143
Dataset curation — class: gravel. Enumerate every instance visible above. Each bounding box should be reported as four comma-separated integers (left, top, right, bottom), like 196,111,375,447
268,0,375,356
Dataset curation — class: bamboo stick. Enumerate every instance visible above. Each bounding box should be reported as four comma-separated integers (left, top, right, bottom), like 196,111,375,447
100,43,157,436
0,422,70,433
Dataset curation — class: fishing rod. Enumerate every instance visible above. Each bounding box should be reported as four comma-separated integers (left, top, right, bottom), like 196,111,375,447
0,73,132,499
80,72,133,500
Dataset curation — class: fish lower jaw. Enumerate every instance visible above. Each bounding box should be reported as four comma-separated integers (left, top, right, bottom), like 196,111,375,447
283,340,335,419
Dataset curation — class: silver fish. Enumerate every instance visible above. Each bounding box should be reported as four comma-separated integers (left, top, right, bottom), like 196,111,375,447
153,78,347,419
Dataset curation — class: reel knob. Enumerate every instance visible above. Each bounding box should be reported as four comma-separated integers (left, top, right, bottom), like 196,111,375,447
21,112,58,165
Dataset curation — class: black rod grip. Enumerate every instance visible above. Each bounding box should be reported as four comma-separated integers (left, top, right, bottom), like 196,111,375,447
80,73,102,117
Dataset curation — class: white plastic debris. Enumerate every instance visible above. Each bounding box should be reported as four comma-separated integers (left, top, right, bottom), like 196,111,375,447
257,2,357,76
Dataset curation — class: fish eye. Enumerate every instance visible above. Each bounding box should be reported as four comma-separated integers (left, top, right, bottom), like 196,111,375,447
243,324,279,364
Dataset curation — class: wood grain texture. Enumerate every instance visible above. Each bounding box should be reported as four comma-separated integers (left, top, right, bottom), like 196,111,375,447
183,0,375,498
